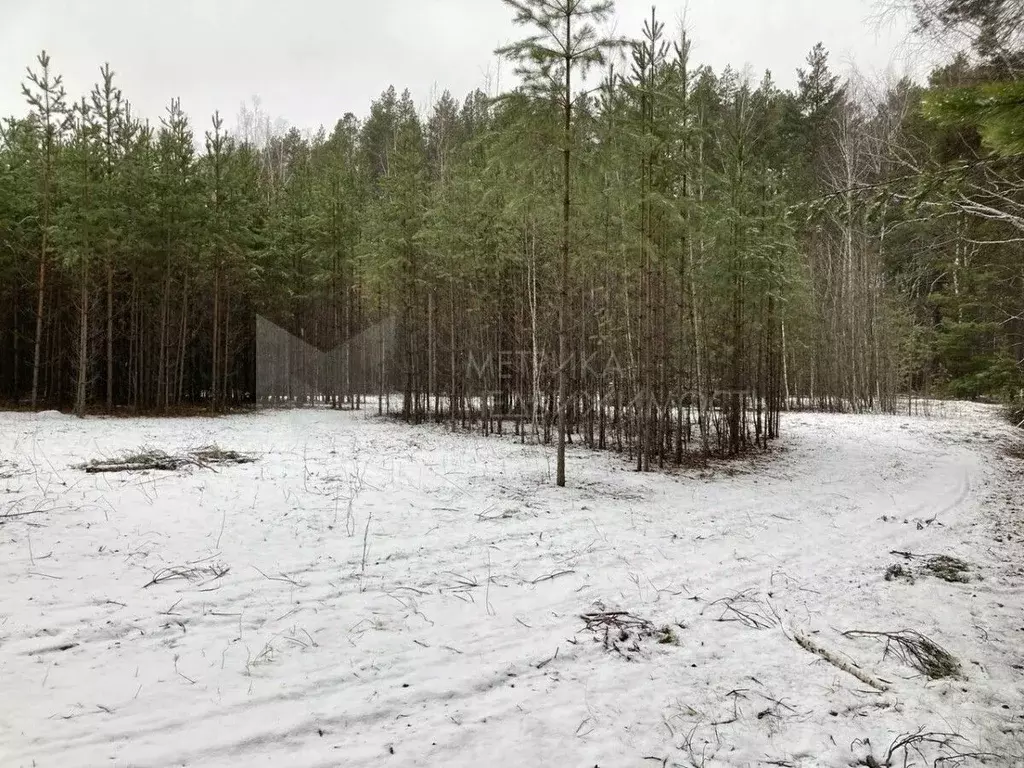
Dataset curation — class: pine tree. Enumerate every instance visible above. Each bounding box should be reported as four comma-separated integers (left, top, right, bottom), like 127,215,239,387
909,0,1024,64
497,0,624,486
625,7,670,470
312,114,362,407
55,97,101,416
22,51,69,409
89,63,125,411
924,81,1024,156
155,99,198,410
0,118,37,401
205,111,231,411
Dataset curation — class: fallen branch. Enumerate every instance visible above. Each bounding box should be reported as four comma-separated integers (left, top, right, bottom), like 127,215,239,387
530,569,575,584
80,445,256,474
144,562,229,589
360,509,374,576
252,566,304,588
0,509,47,523
889,550,920,560
536,646,559,669
27,642,78,656
793,630,889,692
859,728,990,767
84,450,188,473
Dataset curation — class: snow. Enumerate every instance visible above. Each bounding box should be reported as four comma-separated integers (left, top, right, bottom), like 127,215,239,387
1,404,1022,767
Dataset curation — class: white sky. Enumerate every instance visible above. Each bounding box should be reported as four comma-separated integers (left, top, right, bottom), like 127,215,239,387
0,0,923,134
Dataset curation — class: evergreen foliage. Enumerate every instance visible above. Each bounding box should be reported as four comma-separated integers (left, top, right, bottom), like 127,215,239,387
0,1,1022,481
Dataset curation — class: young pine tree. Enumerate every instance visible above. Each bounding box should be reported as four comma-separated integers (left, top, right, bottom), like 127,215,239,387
21,51,69,409
497,0,624,486
90,63,126,411
57,97,101,416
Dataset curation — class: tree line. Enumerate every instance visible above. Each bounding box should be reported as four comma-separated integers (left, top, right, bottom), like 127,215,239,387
1,0,1021,479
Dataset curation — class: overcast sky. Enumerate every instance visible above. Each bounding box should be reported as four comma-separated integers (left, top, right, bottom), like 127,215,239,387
0,0,921,134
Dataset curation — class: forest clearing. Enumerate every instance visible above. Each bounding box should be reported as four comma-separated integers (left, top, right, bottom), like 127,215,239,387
1,403,1023,767
3,0,1024,765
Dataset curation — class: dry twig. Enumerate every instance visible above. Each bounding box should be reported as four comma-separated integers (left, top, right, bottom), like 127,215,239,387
704,590,777,630
580,610,678,660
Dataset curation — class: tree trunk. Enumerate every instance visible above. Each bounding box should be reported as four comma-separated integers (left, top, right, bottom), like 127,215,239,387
106,260,114,410
211,267,220,411
556,15,572,487
30,229,47,410
75,260,89,418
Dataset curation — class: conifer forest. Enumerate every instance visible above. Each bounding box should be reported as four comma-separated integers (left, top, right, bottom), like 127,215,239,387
1,0,1022,481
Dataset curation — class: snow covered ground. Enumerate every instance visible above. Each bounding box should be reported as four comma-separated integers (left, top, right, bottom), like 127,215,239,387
1,404,1023,767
